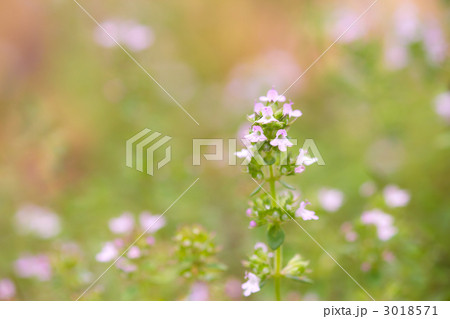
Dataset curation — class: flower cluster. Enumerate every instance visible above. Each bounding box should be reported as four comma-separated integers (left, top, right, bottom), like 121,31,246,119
238,89,317,299
173,225,226,281
96,211,165,273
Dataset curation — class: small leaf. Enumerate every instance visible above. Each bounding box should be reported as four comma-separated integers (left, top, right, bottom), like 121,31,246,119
250,183,264,196
278,180,296,190
267,224,285,250
265,156,276,165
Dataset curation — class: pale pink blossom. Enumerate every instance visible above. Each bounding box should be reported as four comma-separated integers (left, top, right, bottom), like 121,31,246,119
329,8,367,43
115,258,137,273
383,250,395,263
282,102,302,118
254,242,268,253
96,242,118,262
14,254,52,281
295,166,305,174
254,102,265,113
318,188,344,212
244,126,267,143
361,262,371,272
383,185,410,208
249,220,257,228
384,41,409,70
108,212,135,234
270,129,293,152
256,107,278,124
423,22,448,65
434,92,450,122
359,181,376,197
139,212,166,232
146,236,155,246
127,246,141,259
0,279,15,300
246,208,253,217
15,204,61,239
393,2,420,44
94,20,154,52
242,272,260,297
361,209,397,241
341,222,358,242
235,149,252,162
225,278,242,300
259,88,286,103
296,201,319,221
188,282,209,301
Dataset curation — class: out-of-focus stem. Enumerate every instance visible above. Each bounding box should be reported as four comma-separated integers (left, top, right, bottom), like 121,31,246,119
269,164,282,301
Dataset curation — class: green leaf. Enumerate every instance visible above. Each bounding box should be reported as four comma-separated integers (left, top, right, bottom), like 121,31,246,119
250,183,264,196
267,224,285,250
278,179,296,190
285,275,313,284
265,156,276,165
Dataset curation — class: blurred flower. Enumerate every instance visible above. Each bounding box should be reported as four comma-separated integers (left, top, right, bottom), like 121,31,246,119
318,188,344,212
146,236,155,246
115,258,137,273
96,242,118,263
329,8,368,43
249,220,257,228
254,242,268,253
434,92,450,122
225,278,242,300
127,246,141,259
0,279,15,300
282,102,302,118
254,102,265,114
393,1,420,44
246,208,253,217
259,88,286,103
256,107,278,124
361,209,397,241
270,129,293,152
109,212,135,234
296,201,319,221
361,262,372,272
383,250,396,263
15,204,61,239
241,272,260,297
423,21,448,65
383,41,409,70
383,185,410,208
188,282,209,301
14,254,52,281
359,181,376,197
139,212,166,232
244,126,267,143
295,149,318,173
341,222,358,242
94,20,154,52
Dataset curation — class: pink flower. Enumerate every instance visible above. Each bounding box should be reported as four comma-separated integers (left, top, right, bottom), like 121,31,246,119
146,236,155,246
115,258,137,273
96,242,118,262
434,92,450,122
246,208,253,217
242,272,260,297
15,204,61,239
296,201,319,221
294,166,305,174
384,41,409,70
244,126,267,143
256,107,278,124
14,254,52,281
254,102,265,113
225,278,242,300
254,242,268,253
259,88,286,103
188,282,209,301
423,22,448,65
0,279,15,300
108,212,135,234
249,220,257,228
94,20,154,52
340,222,357,242
361,209,397,241
270,129,293,152
235,149,252,162
359,181,376,197
318,188,344,212
127,246,141,259
361,262,371,272
383,185,410,208
329,8,367,43
282,102,302,118
139,212,166,233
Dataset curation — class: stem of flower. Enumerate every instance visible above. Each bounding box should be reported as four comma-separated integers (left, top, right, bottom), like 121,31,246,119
269,164,282,301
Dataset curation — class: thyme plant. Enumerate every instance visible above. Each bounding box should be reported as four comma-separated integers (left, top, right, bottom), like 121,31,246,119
238,88,319,300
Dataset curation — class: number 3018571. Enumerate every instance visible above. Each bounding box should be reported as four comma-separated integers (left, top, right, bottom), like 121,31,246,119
384,305,437,316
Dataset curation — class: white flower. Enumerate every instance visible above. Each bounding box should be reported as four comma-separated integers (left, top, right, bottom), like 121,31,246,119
318,188,344,212
15,204,61,239
241,272,260,297
244,126,267,143
235,149,252,162
139,212,166,232
361,209,397,241
296,149,318,166
108,212,135,234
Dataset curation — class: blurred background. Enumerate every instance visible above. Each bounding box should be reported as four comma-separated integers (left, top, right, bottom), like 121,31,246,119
0,0,449,300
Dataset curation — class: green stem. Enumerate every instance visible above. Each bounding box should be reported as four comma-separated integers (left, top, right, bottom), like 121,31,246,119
269,165,282,301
